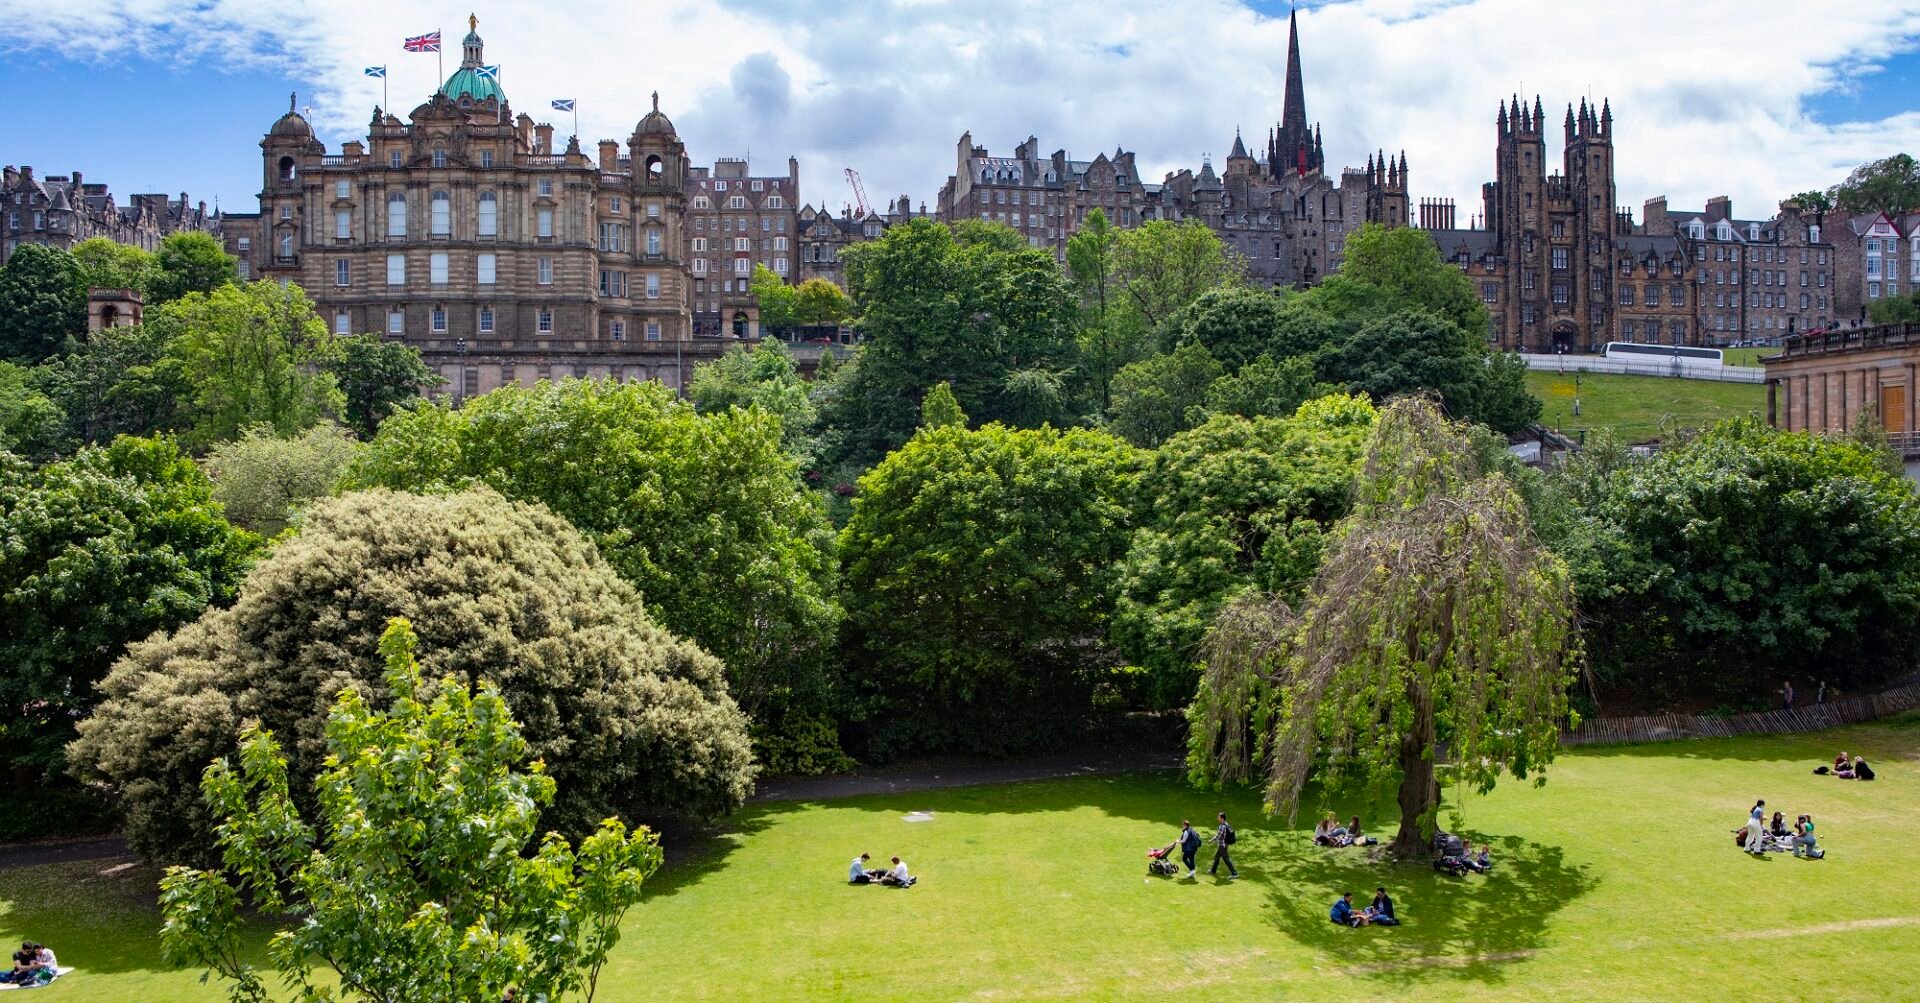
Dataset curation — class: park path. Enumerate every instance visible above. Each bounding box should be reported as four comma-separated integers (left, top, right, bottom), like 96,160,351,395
0,835,129,871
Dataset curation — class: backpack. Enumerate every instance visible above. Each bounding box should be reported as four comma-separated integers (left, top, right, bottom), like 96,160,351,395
1734,828,1749,847
1222,824,1237,846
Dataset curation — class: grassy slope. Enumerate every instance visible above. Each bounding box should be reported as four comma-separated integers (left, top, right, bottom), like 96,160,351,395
6,720,1918,1002
1525,370,1765,443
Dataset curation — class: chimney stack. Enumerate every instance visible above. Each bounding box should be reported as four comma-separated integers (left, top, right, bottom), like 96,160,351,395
599,140,619,172
535,124,554,154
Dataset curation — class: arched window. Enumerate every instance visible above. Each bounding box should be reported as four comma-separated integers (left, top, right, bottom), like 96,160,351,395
387,191,407,237
477,192,497,237
645,155,664,182
431,191,451,236
278,156,296,182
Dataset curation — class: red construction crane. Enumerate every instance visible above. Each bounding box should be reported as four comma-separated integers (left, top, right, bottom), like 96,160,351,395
844,167,872,218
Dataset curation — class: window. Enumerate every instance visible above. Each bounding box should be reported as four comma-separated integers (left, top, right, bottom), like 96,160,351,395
773,236,787,251
431,192,451,236
1868,256,1882,278
692,257,708,274
693,196,711,209
1619,285,1634,305
1551,282,1569,305
729,195,746,209
278,232,294,258
480,149,493,168
774,257,788,274
1551,247,1568,270
477,252,496,285
387,308,405,334
611,320,625,340
335,210,351,239
537,178,553,197
1871,281,1882,298
479,307,494,333
478,192,497,236
334,311,351,334
431,306,446,332
334,180,351,200
599,270,628,297
1645,285,1660,307
1688,222,1704,239
280,205,293,220
389,150,403,168
1801,293,1811,309
237,260,250,279
715,181,728,192
335,259,350,286
645,321,661,341
751,180,764,192
537,309,553,334
733,257,751,276
597,223,626,252
647,202,660,219
767,195,783,208
1810,225,1822,244
430,252,448,284
387,192,407,237
1481,281,1497,303
692,237,707,252
646,273,660,299
386,253,405,285
610,196,623,215
537,257,553,284
537,208,555,239
1551,221,1565,238
646,229,661,255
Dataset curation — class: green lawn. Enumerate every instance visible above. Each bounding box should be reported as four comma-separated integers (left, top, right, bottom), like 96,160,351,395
1721,346,1779,368
1525,370,1765,443
7,719,1919,1001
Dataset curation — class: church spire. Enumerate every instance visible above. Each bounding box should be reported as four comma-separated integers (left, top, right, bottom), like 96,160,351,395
1281,9,1307,138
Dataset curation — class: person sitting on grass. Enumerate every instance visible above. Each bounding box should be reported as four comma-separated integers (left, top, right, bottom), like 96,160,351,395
1366,887,1399,926
1770,811,1791,839
1853,757,1875,781
849,852,880,884
1463,842,1492,873
1833,753,1855,779
1330,892,1369,927
881,855,915,887
1347,816,1375,847
1314,813,1337,845
2,941,51,985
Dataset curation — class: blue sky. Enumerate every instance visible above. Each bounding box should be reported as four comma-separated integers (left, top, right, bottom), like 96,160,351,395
4,0,1920,222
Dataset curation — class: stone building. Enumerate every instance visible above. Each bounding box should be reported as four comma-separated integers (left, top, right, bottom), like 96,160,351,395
1764,323,1920,438
684,156,799,338
1827,211,1919,328
934,132,1153,255
2,165,218,265
231,18,726,396
796,195,927,287
1641,196,1833,343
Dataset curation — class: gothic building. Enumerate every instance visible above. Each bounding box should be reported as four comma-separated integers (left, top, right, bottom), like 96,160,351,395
2,165,218,265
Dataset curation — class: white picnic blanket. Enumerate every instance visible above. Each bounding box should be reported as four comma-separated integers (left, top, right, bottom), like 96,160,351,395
0,966,74,990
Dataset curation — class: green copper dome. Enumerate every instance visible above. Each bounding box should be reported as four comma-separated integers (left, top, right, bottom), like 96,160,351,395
441,65,504,105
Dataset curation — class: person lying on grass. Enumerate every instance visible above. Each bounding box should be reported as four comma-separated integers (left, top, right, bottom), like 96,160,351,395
1367,887,1399,926
1330,892,1370,927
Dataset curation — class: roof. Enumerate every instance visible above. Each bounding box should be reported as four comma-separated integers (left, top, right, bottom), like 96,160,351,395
1426,228,1501,258
441,65,504,105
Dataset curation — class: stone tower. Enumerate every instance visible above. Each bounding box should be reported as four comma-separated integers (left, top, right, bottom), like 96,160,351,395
1266,10,1324,178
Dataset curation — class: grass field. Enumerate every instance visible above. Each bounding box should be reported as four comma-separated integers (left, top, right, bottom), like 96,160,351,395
1721,346,1780,368
1525,370,1765,443
5,719,1917,1002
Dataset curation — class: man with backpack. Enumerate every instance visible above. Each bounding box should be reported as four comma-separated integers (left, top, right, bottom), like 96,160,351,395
1210,811,1239,879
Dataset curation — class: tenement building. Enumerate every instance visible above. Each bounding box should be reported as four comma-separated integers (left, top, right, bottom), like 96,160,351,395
231,18,739,396
2,165,218,265
1827,211,1920,327
685,156,797,337
796,195,923,286
1640,196,1833,342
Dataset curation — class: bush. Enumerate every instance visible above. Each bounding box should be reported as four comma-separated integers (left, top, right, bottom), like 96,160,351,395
203,421,361,536
70,487,754,864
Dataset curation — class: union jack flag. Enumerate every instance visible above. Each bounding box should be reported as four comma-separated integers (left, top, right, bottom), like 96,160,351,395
404,31,441,52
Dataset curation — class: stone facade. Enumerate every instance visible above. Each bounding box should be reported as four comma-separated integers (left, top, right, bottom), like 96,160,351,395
685,156,799,337
1764,323,1920,435
1827,211,1919,328
1641,196,1833,343
2,165,218,265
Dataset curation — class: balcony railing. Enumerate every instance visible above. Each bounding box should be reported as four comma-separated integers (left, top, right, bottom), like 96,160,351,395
1774,322,1920,360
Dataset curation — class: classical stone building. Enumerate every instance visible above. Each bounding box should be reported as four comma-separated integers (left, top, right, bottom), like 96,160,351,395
1764,323,1920,437
683,156,799,338
2,165,218,265
230,18,730,396
1641,196,1833,343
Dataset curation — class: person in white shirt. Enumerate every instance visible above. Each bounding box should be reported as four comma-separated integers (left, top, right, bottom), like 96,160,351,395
849,852,876,884
882,855,913,886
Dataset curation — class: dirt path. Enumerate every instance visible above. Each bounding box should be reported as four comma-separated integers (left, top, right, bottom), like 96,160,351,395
0,836,129,871
750,748,1182,803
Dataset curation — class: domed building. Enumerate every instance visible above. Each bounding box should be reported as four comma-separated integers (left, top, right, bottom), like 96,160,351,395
226,16,806,398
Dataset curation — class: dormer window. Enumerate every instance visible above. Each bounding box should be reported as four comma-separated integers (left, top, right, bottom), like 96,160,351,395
1688,222,1704,239
433,149,447,168
1748,223,1760,241
1715,222,1731,240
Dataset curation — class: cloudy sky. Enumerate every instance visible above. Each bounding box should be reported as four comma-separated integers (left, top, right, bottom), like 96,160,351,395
5,0,1920,225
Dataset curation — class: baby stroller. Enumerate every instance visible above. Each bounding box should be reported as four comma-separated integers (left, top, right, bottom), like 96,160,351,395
1432,831,1470,876
1147,845,1180,877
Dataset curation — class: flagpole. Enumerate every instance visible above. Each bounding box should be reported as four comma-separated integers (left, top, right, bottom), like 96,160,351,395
437,28,443,81
383,69,389,118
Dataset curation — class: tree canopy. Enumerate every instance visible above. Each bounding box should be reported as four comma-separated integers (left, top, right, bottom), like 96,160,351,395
323,334,441,438
71,237,157,297
148,231,237,305
1106,341,1225,448
688,339,820,464
1110,219,1244,337
0,244,87,364
749,263,798,331
1828,153,1920,219
151,280,343,450
203,421,362,537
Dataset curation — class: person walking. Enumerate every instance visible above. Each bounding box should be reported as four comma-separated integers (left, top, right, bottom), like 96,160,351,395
1782,680,1795,709
1746,799,1767,855
1178,820,1203,879
1210,811,1239,879
1816,680,1827,705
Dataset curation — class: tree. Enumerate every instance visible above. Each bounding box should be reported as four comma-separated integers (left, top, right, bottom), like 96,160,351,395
159,618,663,1003
793,277,852,327
1110,219,1244,336
839,423,1139,757
749,263,799,332
32,321,188,446
148,231,237,305
1335,223,1490,337
0,361,67,459
1,436,258,777
203,422,362,536
1106,341,1224,448
1068,209,1148,412
1204,352,1326,420
1325,308,1538,434
322,334,441,438
1190,398,1579,855
154,279,343,450
688,339,820,464
71,487,754,864
1828,154,1920,219
0,244,87,363
1791,190,1836,215
919,381,966,429
70,237,157,296
832,219,1078,463
346,379,840,747
1173,285,1294,369
1112,395,1375,708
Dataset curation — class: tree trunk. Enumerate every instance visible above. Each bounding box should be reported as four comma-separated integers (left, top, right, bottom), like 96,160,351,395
1391,674,1437,856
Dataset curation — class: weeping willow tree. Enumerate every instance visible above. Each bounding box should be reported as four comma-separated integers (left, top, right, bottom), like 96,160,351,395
1188,397,1580,855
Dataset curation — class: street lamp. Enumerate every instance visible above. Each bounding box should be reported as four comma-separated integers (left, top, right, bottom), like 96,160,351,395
454,337,468,406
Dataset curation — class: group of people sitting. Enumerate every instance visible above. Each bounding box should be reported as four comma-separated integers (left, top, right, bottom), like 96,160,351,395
1738,799,1822,858
1431,831,1493,876
1,942,57,986
847,853,916,887
1814,751,1876,781
1330,888,1398,928
1311,813,1376,848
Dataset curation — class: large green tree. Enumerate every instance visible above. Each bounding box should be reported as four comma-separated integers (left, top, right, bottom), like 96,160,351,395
1112,394,1375,708
1110,219,1244,336
148,231,237,305
1172,285,1298,369
688,339,820,464
839,423,1139,757
793,277,852,327
203,421,362,537
833,219,1077,463
1106,341,1224,448
1067,209,1149,412
1,436,259,776
346,378,841,746
1335,222,1490,337
160,618,664,1003
749,263,799,332
322,333,441,438
153,279,343,450
1325,308,1538,433
71,487,754,864
1828,154,1920,219
70,237,157,296
1190,398,1579,855
0,361,67,459
0,244,87,363
32,321,187,446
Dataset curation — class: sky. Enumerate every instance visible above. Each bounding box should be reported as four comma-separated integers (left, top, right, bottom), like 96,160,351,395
4,0,1920,226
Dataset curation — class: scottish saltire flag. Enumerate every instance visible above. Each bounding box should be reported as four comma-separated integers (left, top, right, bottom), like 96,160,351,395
551,99,575,112
476,65,501,80
363,66,386,78
404,31,441,52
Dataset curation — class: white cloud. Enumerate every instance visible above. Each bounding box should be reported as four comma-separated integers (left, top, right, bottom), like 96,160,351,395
5,0,1920,221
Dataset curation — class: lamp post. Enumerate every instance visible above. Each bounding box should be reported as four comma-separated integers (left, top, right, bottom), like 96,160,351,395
454,337,468,406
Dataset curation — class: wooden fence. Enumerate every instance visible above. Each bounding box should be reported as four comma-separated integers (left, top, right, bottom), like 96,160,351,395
1562,679,1920,747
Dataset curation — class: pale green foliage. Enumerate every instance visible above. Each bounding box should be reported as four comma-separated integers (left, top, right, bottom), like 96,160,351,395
1110,219,1244,333
202,421,362,536
0,361,66,459
689,339,820,464
750,263,799,330
1335,223,1489,337
151,280,343,450
1191,398,1579,852
793,278,852,326
70,237,157,296
71,487,753,863
1067,208,1149,411
158,617,663,1003
919,381,966,429
148,231,237,306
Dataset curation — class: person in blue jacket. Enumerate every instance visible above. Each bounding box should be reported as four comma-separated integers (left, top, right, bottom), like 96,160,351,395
1330,891,1369,927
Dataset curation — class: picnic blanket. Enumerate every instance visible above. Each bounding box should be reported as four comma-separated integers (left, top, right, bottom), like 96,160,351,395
0,967,74,990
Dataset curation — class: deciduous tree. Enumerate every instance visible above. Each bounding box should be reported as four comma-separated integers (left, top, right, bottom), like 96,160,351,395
322,333,441,438
154,280,343,450
1110,219,1243,336
149,231,237,305
202,421,362,536
1828,154,1920,219
1106,341,1224,448
0,244,86,363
